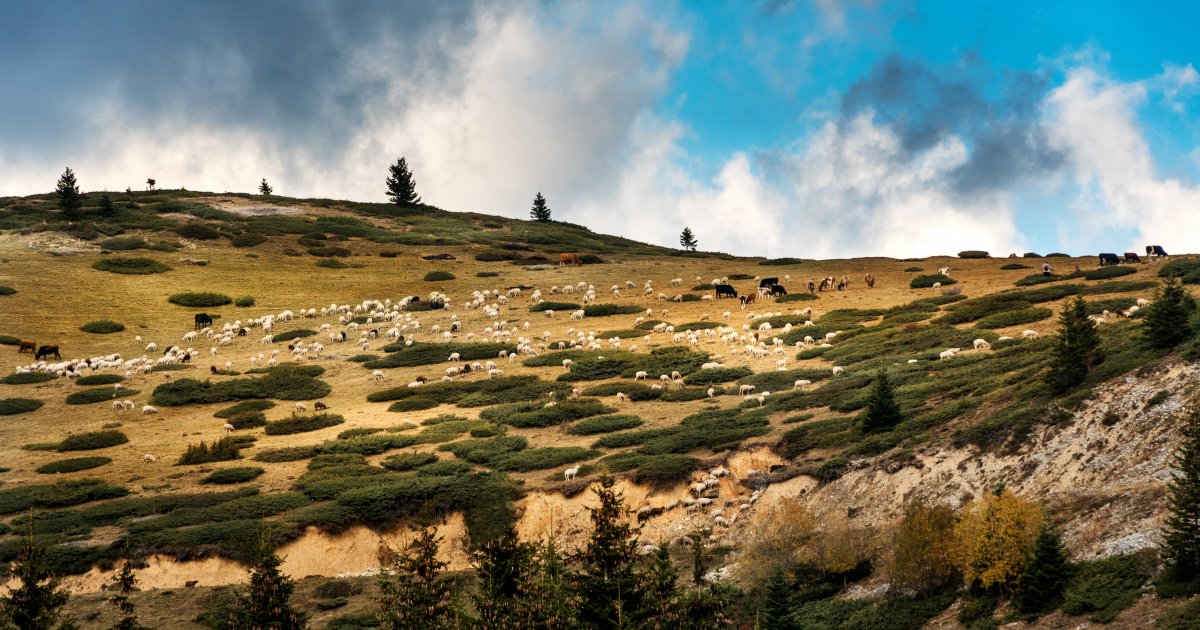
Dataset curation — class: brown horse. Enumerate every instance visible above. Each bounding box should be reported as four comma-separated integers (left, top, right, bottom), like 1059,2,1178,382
559,253,582,266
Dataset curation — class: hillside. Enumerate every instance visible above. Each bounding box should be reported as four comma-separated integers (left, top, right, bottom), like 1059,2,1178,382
2,191,1200,628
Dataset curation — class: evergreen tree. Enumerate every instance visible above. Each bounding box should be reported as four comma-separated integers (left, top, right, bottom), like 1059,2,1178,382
56,167,81,220
1142,279,1196,349
1046,295,1103,393
472,526,535,627
99,194,115,217
1161,407,1200,594
530,192,552,222
376,528,458,629
689,529,707,586
108,557,143,630
679,227,698,251
228,534,304,630
861,371,903,433
570,475,644,628
1014,521,1070,614
640,546,682,628
523,540,574,627
385,158,421,205
762,567,795,630
145,178,155,191
258,179,273,196
0,529,71,630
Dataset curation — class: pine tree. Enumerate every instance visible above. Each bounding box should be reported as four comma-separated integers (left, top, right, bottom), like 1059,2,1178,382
530,192,552,222
1160,407,1200,594
385,158,421,206
1046,295,1103,393
376,528,458,629
1014,521,1070,614
640,546,682,628
228,534,304,630
56,167,81,220
523,540,574,627
258,179,273,196
145,178,155,191
108,557,143,630
99,194,115,217
690,529,707,586
0,528,71,630
472,526,535,627
1142,279,1196,349
861,371,903,433
762,567,796,630
679,227,698,251
570,475,644,628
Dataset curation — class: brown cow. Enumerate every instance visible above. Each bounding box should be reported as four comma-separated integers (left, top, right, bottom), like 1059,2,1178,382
18,340,36,353
864,273,875,288
558,253,582,266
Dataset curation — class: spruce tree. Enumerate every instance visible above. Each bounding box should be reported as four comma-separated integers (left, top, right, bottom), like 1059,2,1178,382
376,528,458,629
640,546,682,628
679,227,698,251
145,178,155,191
99,194,115,217
690,529,707,586
1161,407,1200,594
861,371,903,433
0,529,71,630
258,179,273,196
385,158,421,205
530,192,551,222
108,557,143,630
1142,279,1196,349
570,475,643,628
229,534,304,630
56,167,81,220
1046,295,1103,393
524,540,574,627
1014,521,1069,614
762,567,796,630
472,525,535,627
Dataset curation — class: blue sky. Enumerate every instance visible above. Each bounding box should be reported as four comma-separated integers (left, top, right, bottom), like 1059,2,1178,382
2,0,1198,257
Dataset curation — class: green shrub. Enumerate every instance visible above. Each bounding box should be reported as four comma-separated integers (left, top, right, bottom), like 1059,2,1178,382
97,236,148,250
200,467,265,484
74,374,122,385
476,271,500,278
0,479,129,515
683,366,753,386
910,274,955,289
0,335,22,345
264,413,344,436
1146,390,1170,408
582,304,645,317
308,245,353,257
530,301,580,312
175,223,222,240
475,250,523,262
904,267,924,272
57,430,128,451
481,399,614,428
272,329,316,343
152,365,330,405
423,271,456,281
959,250,990,258
227,410,269,429
973,308,1053,329
80,320,124,334
1023,252,1043,258
316,258,351,269
2,372,56,385
494,447,599,472
567,415,645,435
230,233,267,247
440,436,528,465
631,455,701,487
215,400,276,417
1015,272,1086,286
36,457,112,474
1159,259,1200,284
364,342,516,370
579,254,605,264
417,459,473,476
1062,551,1155,623
759,257,804,265
92,257,171,274
177,437,244,465
380,452,438,471
0,398,45,415
0,286,12,296
1084,266,1137,280
234,295,256,307
1001,263,1032,270
168,291,232,307
65,387,138,405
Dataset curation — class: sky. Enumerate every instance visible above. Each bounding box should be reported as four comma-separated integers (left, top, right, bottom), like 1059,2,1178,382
2,0,1199,258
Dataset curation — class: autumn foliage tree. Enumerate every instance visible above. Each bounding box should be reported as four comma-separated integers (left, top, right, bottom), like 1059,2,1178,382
954,487,1044,590
890,498,960,595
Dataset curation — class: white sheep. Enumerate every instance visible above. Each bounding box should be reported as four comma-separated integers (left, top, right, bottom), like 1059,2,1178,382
615,392,629,405
831,366,845,376
973,339,991,351
1021,329,1039,339
141,405,158,415
707,387,716,398
634,370,648,380
562,359,574,371
793,379,812,389
564,466,579,481
143,453,157,464
447,352,461,362
738,384,755,395
295,402,308,413
222,423,236,433
372,370,386,381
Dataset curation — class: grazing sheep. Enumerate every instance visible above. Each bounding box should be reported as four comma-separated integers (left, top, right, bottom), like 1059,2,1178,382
143,453,157,463
295,402,308,413
564,466,579,481
634,370,648,380
141,405,158,415
973,339,991,351
447,352,461,362
616,392,629,405
738,384,755,395
831,366,845,376
372,370,386,381
1021,329,1039,339
793,379,812,389
938,267,950,276
112,400,124,412
562,359,574,371
222,423,236,433
707,387,716,398
123,400,135,411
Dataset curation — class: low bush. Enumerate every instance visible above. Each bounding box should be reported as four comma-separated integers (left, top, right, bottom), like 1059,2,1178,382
494,447,599,472
381,452,438,471
152,365,330,405
1084,265,1137,280
364,342,516,370
481,399,614,428
215,400,276,417
973,307,1053,329
1015,272,1080,286
475,250,523,262
200,467,265,484
0,335,20,345
1047,252,1071,257
2,372,56,385
910,274,955,289
36,457,112,474
175,223,222,240
630,454,701,487
97,236,148,250
904,267,924,272
168,292,232,307
74,374,122,386
226,410,268,429
92,257,171,274
1159,259,1200,284
1061,551,1155,623
530,301,580,312
264,413,344,436
234,295,255,307
0,398,45,415
65,387,138,405
683,366,753,386
582,304,644,317
57,430,129,451
728,273,755,280
476,271,500,278
315,259,351,269
1023,252,1043,258
0,479,129,515
1001,263,1032,270
230,233,267,247
417,459,473,476
80,320,124,334
959,250,990,258
759,257,804,265
177,437,244,465
579,254,605,264
272,329,316,343
308,245,353,257
423,271,456,281
0,286,12,296
567,415,644,435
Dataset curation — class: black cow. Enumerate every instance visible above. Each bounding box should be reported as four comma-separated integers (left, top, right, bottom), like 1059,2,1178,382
1146,245,1168,258
768,284,787,296
1123,252,1142,263
34,344,61,360
1098,253,1120,266
714,284,738,298
194,313,218,329
759,277,779,288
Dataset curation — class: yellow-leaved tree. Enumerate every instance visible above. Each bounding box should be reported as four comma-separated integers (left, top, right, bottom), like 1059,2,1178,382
890,498,960,595
954,487,1043,589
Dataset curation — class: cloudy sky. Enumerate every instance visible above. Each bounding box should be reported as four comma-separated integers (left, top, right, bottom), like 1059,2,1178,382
3,1,1199,258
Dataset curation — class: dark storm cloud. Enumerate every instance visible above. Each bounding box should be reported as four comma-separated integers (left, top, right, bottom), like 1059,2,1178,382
838,53,1066,196
0,1,479,157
